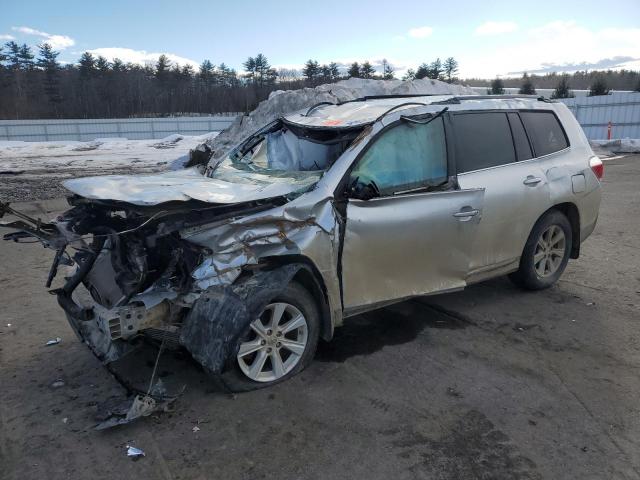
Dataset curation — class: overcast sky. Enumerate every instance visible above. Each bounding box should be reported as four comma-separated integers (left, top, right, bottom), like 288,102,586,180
3,0,639,78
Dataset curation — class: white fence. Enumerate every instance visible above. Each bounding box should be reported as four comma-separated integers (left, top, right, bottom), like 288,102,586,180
559,92,640,140
2,93,639,142
0,116,239,142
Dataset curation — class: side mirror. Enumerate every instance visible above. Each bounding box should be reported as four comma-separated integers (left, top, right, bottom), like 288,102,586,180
347,176,380,201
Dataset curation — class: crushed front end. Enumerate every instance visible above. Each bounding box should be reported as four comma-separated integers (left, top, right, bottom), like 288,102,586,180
0,196,286,368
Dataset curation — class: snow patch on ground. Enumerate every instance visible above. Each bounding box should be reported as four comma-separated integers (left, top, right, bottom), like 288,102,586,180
0,133,218,173
591,139,640,154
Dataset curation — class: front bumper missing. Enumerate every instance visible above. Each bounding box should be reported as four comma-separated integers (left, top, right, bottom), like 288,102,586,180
64,299,173,364
64,298,182,430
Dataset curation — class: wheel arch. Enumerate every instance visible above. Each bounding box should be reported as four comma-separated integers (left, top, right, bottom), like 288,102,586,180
258,255,334,342
547,202,581,259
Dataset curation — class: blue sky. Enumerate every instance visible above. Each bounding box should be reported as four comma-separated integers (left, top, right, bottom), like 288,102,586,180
3,0,640,78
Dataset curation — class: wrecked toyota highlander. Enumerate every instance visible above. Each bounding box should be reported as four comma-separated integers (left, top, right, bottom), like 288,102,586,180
1,94,602,392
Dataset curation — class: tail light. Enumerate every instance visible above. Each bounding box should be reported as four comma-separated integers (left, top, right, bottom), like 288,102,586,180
589,156,604,180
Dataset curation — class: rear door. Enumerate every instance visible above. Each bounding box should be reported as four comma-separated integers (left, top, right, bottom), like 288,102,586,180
340,116,484,311
453,111,552,274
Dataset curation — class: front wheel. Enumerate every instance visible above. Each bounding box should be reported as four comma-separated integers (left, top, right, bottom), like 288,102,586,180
220,282,320,392
509,210,573,290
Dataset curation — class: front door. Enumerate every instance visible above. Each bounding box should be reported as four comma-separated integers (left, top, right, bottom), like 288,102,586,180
340,116,485,311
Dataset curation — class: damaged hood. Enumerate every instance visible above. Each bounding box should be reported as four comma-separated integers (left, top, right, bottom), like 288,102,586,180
62,168,320,206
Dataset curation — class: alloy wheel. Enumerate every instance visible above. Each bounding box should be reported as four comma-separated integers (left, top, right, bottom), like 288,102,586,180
533,224,566,278
237,302,309,382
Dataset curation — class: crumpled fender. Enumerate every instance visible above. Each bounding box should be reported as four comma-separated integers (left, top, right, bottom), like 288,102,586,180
179,263,302,374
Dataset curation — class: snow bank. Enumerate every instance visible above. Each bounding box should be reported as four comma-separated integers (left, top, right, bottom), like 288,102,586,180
0,133,218,174
207,78,476,158
591,139,640,154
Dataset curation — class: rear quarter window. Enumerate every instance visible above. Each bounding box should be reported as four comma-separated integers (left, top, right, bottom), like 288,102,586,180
520,111,569,157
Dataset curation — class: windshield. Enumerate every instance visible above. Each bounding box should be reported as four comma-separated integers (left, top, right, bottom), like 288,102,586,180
208,122,362,191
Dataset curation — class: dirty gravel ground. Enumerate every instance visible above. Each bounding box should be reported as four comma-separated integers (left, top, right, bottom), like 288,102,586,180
1,155,639,480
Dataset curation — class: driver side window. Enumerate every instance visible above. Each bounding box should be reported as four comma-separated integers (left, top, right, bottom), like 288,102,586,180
350,117,448,196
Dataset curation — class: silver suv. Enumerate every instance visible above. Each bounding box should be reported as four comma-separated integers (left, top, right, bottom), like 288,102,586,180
1,94,603,391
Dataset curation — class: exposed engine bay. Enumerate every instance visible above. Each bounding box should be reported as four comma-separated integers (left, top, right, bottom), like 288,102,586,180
1,195,293,356
0,115,370,427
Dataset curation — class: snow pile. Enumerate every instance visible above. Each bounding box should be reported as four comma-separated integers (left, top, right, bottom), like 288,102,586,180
0,133,218,174
591,139,640,154
207,78,476,158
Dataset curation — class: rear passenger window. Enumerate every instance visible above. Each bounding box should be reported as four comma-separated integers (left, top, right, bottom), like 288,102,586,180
520,111,569,157
452,112,516,173
507,113,533,161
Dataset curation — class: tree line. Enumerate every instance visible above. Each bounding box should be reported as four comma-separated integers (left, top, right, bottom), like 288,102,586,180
0,42,292,119
1,40,639,120
480,69,640,98
0,41,464,119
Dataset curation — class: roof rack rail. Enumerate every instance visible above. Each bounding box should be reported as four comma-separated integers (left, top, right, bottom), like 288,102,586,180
374,102,429,122
337,93,441,105
304,101,336,116
452,94,547,101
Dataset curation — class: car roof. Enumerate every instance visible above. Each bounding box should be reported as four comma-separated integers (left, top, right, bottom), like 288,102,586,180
284,95,555,129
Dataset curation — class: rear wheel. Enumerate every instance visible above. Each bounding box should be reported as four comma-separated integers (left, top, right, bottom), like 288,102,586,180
220,282,320,392
509,210,573,290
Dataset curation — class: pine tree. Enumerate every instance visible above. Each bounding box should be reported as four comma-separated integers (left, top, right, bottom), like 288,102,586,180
36,43,62,113
381,59,395,79
253,53,275,86
36,43,59,70
490,78,505,94
551,74,574,99
443,57,458,83
347,62,360,78
96,56,110,73
5,41,21,69
155,54,171,82
360,61,375,79
181,64,194,76
78,52,97,77
199,59,214,86
518,73,536,94
415,63,429,79
428,58,443,80
320,64,331,80
218,63,237,87
111,58,126,72
302,59,320,81
403,69,416,81
588,76,610,96
243,56,256,83
329,62,340,80
18,44,34,70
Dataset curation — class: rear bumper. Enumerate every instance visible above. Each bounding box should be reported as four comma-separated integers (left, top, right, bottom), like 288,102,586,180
577,177,602,244
580,215,598,243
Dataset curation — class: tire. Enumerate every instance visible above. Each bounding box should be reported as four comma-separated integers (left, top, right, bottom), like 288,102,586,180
219,282,320,392
509,210,573,290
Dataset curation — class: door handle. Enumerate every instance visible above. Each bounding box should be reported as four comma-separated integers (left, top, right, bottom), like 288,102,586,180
453,209,479,218
523,176,542,186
